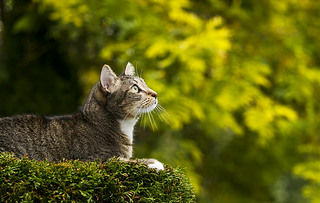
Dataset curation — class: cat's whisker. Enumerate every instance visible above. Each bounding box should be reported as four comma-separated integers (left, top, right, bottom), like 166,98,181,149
139,113,144,128
150,111,158,130
155,107,167,124
146,111,153,130
142,108,149,130
155,107,164,122
158,108,171,124
135,99,153,129
157,104,171,119
142,113,147,129
147,111,157,131
135,66,140,78
137,105,146,129
154,104,171,126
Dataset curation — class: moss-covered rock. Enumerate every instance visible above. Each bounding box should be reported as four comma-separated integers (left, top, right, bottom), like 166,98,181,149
0,152,195,202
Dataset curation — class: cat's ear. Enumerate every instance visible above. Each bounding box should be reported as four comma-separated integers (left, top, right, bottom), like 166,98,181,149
121,62,135,76
100,65,120,93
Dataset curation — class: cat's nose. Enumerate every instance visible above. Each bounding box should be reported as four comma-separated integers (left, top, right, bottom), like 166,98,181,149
148,91,157,99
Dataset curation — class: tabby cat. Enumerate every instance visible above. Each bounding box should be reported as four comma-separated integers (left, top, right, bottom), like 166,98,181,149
0,63,164,171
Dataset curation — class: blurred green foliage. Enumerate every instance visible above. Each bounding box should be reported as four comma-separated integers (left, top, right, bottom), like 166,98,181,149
1,0,320,202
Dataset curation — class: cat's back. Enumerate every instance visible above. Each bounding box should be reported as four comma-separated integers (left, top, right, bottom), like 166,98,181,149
0,114,73,160
0,114,48,135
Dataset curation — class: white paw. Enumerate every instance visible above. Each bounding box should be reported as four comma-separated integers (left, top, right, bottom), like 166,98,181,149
148,160,164,171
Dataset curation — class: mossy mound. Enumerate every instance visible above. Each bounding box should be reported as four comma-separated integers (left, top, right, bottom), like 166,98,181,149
0,152,195,202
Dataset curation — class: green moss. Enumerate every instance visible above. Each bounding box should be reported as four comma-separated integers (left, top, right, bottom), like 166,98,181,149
0,152,196,202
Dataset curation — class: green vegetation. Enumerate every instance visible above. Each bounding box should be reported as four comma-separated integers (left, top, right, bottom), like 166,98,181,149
0,152,195,202
1,0,320,202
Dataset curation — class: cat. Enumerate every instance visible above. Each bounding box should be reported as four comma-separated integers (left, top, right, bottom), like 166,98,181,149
0,63,164,171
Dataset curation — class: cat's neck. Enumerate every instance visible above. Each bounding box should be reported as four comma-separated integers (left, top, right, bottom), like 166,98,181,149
82,83,139,144
117,118,138,143
81,83,111,121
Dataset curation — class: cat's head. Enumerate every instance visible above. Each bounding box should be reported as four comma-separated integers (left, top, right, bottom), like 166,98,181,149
96,62,158,119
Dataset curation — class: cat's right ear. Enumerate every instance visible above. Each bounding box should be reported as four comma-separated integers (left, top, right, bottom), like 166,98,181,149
100,65,120,93
120,62,135,76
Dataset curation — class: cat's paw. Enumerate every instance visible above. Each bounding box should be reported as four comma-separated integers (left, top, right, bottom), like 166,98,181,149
148,160,164,172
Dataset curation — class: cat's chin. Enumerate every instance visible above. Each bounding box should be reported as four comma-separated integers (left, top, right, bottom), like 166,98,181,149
138,103,157,114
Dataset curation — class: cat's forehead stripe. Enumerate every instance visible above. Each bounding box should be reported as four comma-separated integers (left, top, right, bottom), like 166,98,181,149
132,78,150,91
133,79,140,84
133,78,146,85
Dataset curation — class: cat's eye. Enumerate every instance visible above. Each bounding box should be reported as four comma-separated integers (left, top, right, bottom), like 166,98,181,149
131,85,140,93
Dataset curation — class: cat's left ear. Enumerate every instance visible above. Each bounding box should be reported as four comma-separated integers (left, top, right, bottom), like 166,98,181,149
121,62,135,76
100,65,120,93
